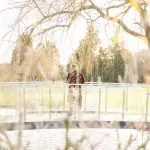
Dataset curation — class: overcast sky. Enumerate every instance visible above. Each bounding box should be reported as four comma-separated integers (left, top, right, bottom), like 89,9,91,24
0,0,148,65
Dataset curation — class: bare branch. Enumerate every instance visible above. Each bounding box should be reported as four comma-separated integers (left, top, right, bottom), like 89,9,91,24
29,10,75,34
32,0,45,17
2,0,149,47
0,130,14,149
133,22,144,28
0,6,24,13
109,17,144,39
27,3,142,40
86,3,145,39
115,6,131,17
128,0,150,48
35,24,69,36
106,2,128,15
93,15,101,22
88,0,95,6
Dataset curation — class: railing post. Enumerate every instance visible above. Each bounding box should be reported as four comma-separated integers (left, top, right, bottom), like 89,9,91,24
122,86,125,120
23,87,26,122
105,86,108,112
49,87,51,121
125,86,128,112
63,84,66,111
74,86,77,120
41,88,44,113
98,86,101,120
84,84,87,112
16,86,23,150
145,88,149,122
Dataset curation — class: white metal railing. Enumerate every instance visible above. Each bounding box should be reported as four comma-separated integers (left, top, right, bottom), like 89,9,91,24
0,82,150,122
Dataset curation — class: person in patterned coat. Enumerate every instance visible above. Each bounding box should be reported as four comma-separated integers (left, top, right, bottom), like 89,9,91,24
66,64,85,112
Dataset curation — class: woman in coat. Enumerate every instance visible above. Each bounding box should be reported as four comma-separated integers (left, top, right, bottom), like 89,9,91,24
66,63,85,113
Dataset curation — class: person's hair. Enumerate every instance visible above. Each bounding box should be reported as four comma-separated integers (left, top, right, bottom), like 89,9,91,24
70,63,80,71
72,64,76,68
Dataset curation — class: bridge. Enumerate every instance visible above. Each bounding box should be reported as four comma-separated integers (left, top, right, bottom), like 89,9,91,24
0,82,150,130
1,82,150,149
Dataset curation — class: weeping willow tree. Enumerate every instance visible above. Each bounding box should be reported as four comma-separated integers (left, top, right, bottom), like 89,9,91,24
10,34,33,81
35,42,63,81
20,40,62,81
11,34,32,66
0,34,63,81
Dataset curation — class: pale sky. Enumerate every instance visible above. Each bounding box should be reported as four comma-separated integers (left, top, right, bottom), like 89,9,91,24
0,0,149,65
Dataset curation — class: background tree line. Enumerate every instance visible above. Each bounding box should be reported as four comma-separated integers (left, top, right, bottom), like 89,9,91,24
68,24,125,83
0,24,149,83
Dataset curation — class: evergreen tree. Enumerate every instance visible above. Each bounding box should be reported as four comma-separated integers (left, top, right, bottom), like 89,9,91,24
96,42,125,83
76,24,99,81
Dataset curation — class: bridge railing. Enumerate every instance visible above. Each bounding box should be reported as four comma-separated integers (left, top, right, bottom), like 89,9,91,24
0,82,150,122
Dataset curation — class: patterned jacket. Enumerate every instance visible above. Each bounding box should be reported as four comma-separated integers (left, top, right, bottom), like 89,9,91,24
66,71,85,88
